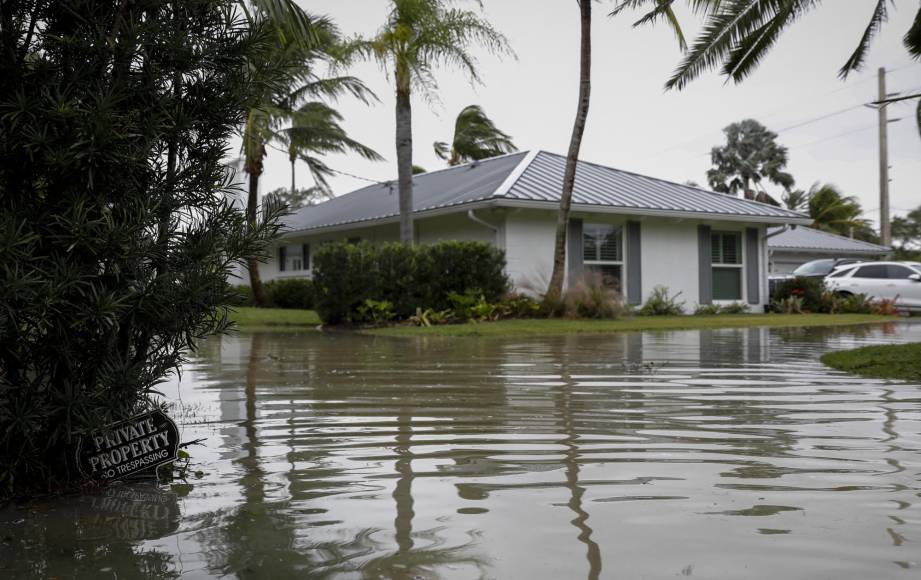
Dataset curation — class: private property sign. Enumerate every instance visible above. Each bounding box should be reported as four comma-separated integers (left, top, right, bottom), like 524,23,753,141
76,410,179,482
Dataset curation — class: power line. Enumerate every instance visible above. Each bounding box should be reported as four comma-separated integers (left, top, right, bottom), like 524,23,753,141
787,124,877,150
774,104,866,133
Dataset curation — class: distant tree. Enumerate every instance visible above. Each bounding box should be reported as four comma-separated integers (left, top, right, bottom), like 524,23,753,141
282,102,382,197
412,165,428,174
434,105,517,165
806,183,875,241
892,205,921,250
264,187,328,211
707,119,794,200
347,0,512,244
782,189,810,212
0,0,282,496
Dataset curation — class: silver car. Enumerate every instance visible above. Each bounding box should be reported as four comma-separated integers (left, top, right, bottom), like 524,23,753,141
824,261,921,311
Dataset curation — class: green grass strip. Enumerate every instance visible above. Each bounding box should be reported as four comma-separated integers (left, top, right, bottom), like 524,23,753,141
821,342,921,381
369,314,894,338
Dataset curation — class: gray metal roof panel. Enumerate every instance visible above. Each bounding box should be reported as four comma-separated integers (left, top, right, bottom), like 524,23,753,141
504,151,809,220
767,226,891,253
283,151,528,232
283,149,810,233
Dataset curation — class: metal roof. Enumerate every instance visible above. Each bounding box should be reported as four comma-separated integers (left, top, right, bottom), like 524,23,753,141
767,226,892,254
283,150,809,233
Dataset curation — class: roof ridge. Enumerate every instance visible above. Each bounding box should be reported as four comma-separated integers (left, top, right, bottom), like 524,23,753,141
491,149,539,197
535,150,809,219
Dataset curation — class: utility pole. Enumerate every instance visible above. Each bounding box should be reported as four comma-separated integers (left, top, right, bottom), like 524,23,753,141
878,67,891,247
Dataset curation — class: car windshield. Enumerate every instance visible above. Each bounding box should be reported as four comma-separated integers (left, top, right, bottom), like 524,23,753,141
793,260,835,276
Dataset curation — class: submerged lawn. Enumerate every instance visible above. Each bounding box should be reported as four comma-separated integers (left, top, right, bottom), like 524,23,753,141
369,313,894,337
229,307,320,329
821,342,921,381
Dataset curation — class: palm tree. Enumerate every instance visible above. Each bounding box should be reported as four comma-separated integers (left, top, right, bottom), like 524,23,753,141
807,183,871,239
545,1,688,301
347,0,512,245
620,1,921,90
241,8,374,305
782,189,809,212
707,119,794,200
282,102,383,197
433,105,517,166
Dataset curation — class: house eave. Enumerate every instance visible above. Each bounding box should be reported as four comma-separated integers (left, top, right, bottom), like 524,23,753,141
280,197,811,237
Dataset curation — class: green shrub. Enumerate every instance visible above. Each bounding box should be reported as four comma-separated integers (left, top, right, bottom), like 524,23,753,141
356,299,396,325
264,279,314,309
772,295,805,314
230,285,255,307
771,277,825,312
312,241,509,324
560,272,625,319
638,285,685,316
719,302,750,314
837,293,874,314
694,304,721,315
503,294,542,318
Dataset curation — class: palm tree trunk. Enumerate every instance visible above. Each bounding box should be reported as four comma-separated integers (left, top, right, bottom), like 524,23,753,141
546,0,592,301
290,158,296,194
395,72,414,245
247,169,269,307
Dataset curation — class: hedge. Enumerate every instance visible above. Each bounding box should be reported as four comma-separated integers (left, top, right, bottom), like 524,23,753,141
313,241,509,323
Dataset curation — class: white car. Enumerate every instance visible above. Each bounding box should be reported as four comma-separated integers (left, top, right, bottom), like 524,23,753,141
824,261,921,311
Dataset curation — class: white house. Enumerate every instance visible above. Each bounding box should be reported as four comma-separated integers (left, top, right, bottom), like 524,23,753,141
767,226,892,273
244,150,811,311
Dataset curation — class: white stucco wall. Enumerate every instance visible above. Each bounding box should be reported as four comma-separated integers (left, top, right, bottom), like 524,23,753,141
639,219,701,310
503,210,558,294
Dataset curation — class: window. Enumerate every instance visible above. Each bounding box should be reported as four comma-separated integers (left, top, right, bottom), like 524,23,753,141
583,224,623,289
854,265,887,279
711,231,742,300
279,244,309,272
828,267,855,279
887,265,916,279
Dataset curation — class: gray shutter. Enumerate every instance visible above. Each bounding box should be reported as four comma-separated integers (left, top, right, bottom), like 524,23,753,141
626,221,642,305
746,228,759,304
302,244,310,271
278,245,286,272
698,225,712,304
567,218,584,284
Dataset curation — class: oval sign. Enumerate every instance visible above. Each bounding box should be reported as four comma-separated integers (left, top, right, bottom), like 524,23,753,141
75,409,179,482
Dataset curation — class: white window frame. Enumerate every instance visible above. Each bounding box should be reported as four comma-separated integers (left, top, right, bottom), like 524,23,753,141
711,230,744,302
583,223,625,289
279,243,309,273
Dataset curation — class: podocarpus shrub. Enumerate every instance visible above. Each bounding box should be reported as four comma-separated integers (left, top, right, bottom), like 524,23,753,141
771,276,826,312
312,241,509,323
264,279,315,309
0,1,281,497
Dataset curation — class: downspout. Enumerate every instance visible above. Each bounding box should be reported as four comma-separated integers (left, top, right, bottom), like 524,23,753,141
765,224,794,239
467,209,499,246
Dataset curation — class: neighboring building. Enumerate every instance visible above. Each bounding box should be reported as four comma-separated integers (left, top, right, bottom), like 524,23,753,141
767,226,892,274
247,150,810,311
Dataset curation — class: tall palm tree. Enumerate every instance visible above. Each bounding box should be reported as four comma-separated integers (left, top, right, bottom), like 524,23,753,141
545,1,688,301
807,183,871,239
241,9,374,305
433,105,517,166
619,1,921,90
283,102,383,197
347,0,512,245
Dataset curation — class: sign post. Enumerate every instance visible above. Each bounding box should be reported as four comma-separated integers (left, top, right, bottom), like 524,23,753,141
75,409,180,482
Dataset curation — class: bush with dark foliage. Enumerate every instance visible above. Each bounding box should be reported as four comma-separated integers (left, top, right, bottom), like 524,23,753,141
0,1,282,497
313,241,509,323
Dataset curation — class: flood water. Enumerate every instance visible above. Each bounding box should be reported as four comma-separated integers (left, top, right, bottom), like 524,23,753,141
3,322,921,579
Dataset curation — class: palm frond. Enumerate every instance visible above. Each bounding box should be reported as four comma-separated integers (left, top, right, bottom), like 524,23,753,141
839,0,891,79
903,5,921,59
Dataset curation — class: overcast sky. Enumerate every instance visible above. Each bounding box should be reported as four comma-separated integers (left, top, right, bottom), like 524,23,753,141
252,1,921,226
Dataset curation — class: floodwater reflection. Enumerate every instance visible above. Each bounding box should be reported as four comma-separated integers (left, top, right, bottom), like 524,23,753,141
2,322,921,579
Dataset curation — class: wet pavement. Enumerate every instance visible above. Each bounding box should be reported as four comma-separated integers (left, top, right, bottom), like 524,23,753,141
2,322,921,579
